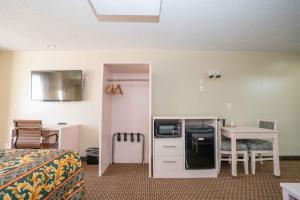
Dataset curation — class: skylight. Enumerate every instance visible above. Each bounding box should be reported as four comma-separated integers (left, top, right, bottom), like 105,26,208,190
88,0,162,23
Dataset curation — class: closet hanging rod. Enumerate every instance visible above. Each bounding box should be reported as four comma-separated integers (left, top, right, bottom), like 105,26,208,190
107,78,149,82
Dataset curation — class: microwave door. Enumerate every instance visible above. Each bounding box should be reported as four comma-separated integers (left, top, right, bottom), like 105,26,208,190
159,126,174,135
154,122,181,138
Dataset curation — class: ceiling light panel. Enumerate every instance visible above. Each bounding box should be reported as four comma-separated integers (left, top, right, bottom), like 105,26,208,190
89,0,162,22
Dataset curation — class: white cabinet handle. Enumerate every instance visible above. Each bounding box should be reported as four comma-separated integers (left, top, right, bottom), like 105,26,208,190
163,145,176,148
163,160,176,163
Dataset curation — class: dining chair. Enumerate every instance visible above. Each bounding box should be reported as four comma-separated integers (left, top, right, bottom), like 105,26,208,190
218,122,249,175
13,120,58,149
246,120,277,175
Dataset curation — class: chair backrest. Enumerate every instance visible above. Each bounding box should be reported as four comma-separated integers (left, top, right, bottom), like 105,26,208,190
14,120,42,128
14,128,42,149
258,120,277,130
13,120,43,149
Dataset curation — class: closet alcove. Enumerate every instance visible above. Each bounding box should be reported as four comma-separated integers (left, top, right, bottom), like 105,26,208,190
99,63,152,177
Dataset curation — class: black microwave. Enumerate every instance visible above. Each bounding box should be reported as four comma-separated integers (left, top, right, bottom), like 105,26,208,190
154,120,182,138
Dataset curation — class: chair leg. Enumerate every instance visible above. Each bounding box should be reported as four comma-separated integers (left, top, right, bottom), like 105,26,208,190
251,151,256,175
244,152,249,175
259,153,263,164
228,154,231,164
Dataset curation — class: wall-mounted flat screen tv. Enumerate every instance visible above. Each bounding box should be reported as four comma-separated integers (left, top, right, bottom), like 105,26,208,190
31,70,83,101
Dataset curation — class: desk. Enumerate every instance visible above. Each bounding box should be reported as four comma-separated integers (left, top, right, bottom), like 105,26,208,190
280,183,300,200
221,126,280,177
8,124,80,153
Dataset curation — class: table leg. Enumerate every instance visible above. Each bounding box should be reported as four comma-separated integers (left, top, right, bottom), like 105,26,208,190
58,130,62,149
273,133,280,176
231,136,237,176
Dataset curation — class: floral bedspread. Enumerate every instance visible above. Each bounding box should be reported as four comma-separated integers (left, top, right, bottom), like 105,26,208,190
0,149,84,200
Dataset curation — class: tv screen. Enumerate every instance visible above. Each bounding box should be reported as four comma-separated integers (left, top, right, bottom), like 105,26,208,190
31,70,83,101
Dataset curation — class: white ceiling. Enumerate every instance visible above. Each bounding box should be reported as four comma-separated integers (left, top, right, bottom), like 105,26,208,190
0,0,300,52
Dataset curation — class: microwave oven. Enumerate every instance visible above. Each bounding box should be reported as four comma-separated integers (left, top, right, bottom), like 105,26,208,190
154,120,182,138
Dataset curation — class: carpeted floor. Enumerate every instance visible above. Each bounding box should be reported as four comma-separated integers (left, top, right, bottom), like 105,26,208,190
83,161,300,200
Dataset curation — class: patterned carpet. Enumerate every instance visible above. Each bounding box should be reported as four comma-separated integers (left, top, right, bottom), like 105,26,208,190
83,161,300,200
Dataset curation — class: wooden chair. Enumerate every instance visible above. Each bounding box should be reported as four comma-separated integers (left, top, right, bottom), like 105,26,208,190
218,122,249,175
13,120,58,149
246,120,277,175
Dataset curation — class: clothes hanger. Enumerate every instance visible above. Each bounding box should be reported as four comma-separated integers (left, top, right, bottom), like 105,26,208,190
114,84,123,95
105,84,115,94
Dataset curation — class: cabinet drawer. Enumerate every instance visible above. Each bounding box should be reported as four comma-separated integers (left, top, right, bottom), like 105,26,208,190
154,155,183,171
154,140,183,155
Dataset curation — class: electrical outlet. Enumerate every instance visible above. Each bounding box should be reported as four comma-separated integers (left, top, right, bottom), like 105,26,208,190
226,102,232,110
199,85,204,92
199,79,204,92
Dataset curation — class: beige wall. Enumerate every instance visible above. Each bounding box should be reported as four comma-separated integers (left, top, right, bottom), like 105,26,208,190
0,51,13,148
0,51,299,156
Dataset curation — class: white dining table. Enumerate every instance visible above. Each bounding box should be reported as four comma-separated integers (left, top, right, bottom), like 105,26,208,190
221,126,280,177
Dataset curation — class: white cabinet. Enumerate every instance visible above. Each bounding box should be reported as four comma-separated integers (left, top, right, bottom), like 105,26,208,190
154,139,183,173
152,116,218,178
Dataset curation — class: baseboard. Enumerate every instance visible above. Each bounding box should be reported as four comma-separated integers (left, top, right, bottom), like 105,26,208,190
80,156,300,162
280,156,300,160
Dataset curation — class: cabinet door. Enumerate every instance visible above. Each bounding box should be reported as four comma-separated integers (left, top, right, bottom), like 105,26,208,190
154,155,183,171
154,140,183,155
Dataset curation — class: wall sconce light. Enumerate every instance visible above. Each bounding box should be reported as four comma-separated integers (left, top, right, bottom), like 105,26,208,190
215,70,221,78
208,70,222,79
208,71,214,79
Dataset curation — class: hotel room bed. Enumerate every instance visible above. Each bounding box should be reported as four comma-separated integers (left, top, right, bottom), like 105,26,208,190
0,149,84,200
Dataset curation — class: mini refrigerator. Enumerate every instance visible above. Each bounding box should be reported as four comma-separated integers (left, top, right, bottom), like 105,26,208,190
185,126,215,170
